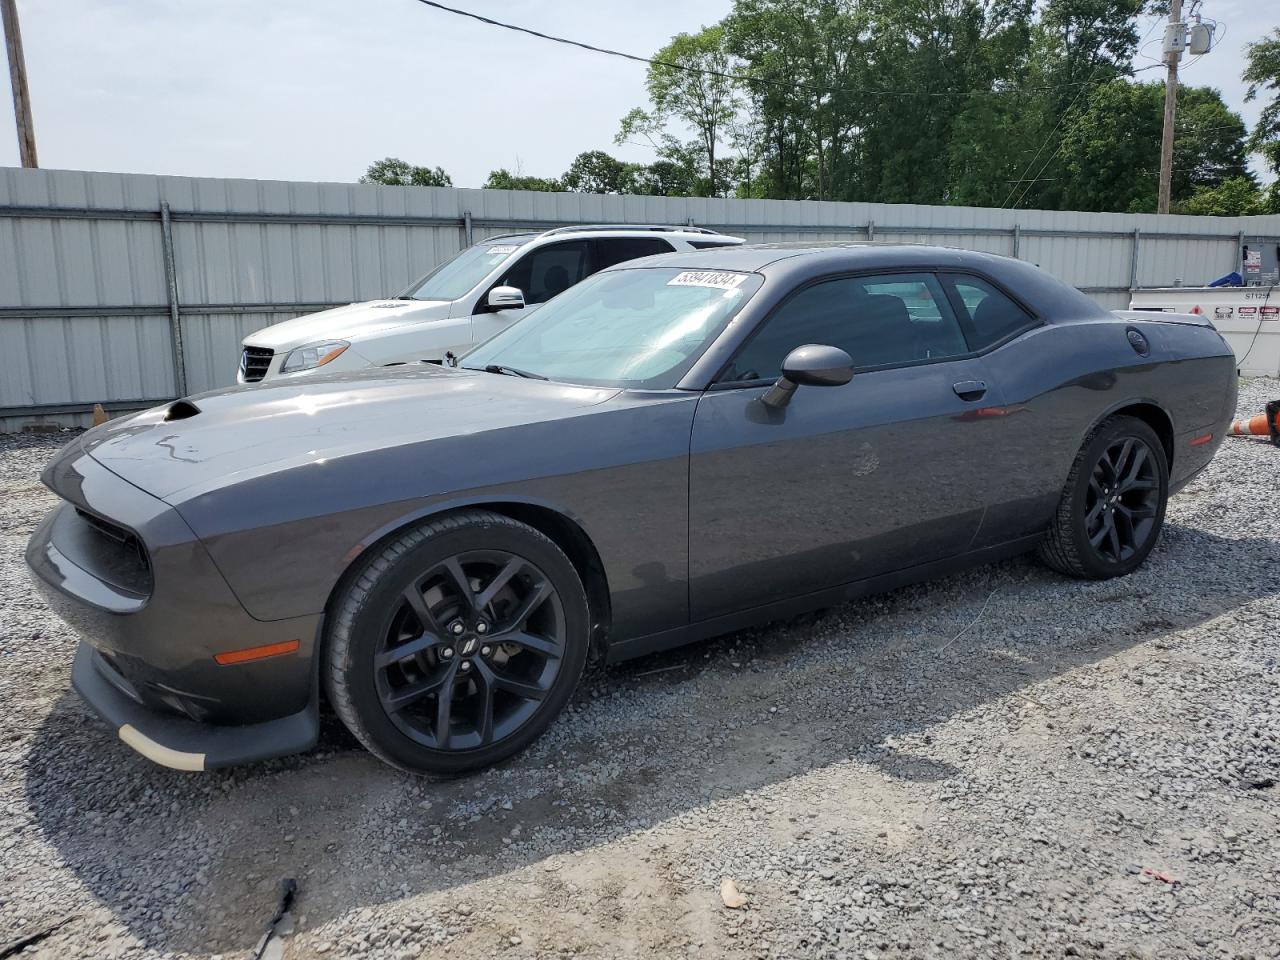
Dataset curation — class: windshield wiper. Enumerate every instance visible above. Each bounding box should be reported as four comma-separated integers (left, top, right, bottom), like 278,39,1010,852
480,363,548,380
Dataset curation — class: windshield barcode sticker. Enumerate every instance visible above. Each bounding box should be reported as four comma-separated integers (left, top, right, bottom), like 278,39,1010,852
668,271,747,290
487,245,518,255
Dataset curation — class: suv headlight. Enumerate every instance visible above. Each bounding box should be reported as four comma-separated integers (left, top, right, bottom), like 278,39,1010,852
281,341,349,373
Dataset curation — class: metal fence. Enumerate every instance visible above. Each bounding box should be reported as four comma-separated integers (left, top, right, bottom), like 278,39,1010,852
3,166,1280,430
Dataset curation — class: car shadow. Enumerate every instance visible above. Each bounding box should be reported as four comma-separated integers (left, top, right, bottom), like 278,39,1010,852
21,522,1280,956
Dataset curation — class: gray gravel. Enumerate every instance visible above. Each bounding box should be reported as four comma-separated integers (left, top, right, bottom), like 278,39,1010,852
1,381,1277,960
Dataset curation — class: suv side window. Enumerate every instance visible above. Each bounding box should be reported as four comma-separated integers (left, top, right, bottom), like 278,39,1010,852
592,237,674,271
944,275,1038,350
721,273,968,382
501,240,590,305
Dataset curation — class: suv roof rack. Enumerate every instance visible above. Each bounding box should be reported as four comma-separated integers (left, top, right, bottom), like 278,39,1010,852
481,231,538,242
540,223,723,237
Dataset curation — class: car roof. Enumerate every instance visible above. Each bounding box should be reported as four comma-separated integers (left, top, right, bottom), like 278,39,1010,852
607,241,1110,321
602,241,928,273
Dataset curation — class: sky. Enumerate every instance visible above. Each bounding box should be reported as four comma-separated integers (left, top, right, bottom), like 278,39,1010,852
0,0,1277,188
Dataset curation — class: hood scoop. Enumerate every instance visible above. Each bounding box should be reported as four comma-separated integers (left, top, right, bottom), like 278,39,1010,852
163,399,201,422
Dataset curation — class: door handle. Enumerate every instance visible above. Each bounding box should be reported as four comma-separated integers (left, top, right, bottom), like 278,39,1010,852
952,380,987,401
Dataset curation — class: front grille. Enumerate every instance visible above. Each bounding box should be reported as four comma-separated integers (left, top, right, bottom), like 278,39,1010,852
240,346,274,382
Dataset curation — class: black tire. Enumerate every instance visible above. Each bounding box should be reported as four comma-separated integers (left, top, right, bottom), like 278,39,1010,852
325,510,589,775
1038,415,1169,580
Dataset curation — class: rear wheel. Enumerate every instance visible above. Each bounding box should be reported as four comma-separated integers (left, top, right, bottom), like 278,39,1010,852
326,511,589,774
1038,416,1168,579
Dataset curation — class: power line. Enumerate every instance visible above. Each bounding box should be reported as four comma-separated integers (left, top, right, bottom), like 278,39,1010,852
1004,82,1095,209
1008,65,1167,210
410,0,1096,101
1001,16,1166,209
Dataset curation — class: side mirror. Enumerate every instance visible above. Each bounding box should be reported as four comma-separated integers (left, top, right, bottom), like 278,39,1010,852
487,286,525,311
761,344,853,409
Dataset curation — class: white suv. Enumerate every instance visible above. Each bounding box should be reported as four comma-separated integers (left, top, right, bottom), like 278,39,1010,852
236,224,744,383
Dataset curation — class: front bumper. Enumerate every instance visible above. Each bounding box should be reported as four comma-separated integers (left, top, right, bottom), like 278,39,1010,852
70,642,318,771
26,441,323,770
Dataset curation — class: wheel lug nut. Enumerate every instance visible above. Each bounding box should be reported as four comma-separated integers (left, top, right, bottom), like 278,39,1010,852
441,647,453,659
460,661,472,672
476,621,489,634
480,645,491,657
450,621,465,635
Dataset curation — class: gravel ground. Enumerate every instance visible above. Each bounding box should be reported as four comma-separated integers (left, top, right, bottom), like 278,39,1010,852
1,380,1277,960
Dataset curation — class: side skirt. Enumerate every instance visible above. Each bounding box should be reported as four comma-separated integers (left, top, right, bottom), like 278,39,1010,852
605,534,1044,664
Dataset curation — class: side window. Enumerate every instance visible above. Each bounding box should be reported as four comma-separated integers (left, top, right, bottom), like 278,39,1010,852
501,240,590,305
722,273,968,382
945,275,1037,350
592,238,674,272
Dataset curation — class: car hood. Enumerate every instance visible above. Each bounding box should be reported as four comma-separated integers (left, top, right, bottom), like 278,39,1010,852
243,300,454,349
80,366,618,501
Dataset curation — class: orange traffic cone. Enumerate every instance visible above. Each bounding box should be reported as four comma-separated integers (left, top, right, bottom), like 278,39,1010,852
1229,400,1280,447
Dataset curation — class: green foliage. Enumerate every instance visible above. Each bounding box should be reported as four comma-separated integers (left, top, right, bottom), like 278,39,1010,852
602,0,1255,212
1173,177,1267,217
364,3,1264,214
483,169,563,192
561,151,643,194
1057,81,1252,212
623,26,741,196
360,158,452,187
1244,28,1280,186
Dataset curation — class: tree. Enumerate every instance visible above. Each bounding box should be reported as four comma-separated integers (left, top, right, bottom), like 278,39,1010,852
560,151,642,193
1055,81,1251,212
633,155,703,196
725,0,870,201
1244,27,1280,207
483,168,562,192
360,157,452,187
618,26,741,196
1174,177,1267,217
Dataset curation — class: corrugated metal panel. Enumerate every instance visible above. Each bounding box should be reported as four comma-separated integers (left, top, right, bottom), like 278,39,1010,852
4,166,1280,429
0,312,174,407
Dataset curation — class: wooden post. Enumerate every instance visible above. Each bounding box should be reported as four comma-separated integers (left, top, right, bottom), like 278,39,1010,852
1157,0,1182,215
1,0,37,168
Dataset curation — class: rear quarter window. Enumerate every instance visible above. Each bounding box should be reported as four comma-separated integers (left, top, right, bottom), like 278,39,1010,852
945,275,1038,351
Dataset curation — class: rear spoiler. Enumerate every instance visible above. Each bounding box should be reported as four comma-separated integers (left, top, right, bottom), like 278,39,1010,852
1112,309,1215,328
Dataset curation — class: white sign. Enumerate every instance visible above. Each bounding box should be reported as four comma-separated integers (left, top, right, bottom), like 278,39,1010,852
487,245,518,255
667,271,748,291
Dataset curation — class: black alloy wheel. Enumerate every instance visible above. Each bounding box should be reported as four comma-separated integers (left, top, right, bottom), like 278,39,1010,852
375,550,565,751
326,511,589,774
1039,415,1169,580
1083,436,1161,564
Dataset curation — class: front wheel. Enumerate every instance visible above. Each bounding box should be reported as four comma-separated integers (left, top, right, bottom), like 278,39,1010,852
325,511,589,775
1038,415,1169,579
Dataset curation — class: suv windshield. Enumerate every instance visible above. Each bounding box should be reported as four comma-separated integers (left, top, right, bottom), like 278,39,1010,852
462,267,763,389
400,240,523,301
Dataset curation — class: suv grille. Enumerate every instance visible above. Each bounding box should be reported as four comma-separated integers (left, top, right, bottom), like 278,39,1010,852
240,346,274,382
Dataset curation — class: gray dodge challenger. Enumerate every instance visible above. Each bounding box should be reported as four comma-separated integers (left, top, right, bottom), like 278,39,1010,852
27,243,1237,774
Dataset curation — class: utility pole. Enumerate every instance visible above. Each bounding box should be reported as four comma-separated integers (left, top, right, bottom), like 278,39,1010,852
1,0,37,168
1156,0,1184,215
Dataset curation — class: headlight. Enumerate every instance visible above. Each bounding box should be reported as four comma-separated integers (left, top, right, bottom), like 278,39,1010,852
281,341,349,373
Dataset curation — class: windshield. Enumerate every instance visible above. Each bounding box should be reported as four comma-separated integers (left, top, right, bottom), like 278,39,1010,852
399,240,523,301
462,267,763,389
